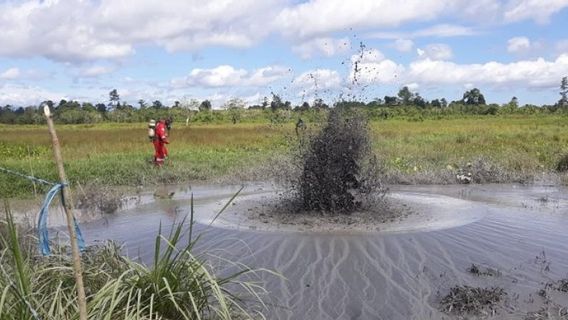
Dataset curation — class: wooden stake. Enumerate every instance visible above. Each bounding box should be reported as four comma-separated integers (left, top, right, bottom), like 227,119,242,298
43,105,88,320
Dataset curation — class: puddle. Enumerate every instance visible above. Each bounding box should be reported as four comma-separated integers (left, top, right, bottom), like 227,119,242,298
39,183,568,319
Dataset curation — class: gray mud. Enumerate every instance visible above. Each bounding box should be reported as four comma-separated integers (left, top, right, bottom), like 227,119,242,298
50,183,568,319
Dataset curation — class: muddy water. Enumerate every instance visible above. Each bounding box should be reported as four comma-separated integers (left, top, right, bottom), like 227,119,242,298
76,184,568,319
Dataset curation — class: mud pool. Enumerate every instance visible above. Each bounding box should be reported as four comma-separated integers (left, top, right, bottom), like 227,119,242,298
52,184,568,319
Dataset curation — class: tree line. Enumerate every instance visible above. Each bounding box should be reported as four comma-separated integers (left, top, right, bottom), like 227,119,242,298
1,77,567,125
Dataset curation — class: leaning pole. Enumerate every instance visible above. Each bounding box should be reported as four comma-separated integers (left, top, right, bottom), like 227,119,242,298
43,105,88,320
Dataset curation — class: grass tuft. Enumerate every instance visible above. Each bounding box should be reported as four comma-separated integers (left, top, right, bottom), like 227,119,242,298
0,199,269,319
439,285,506,317
556,154,568,172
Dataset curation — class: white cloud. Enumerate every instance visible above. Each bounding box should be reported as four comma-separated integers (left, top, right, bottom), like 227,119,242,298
160,32,257,53
370,24,477,40
293,69,342,94
417,44,453,60
406,54,568,88
0,68,20,80
405,82,420,91
347,46,568,90
79,65,116,77
349,49,405,85
241,92,263,106
0,84,64,106
413,24,477,38
0,0,566,64
504,0,568,24
102,0,282,51
276,0,552,40
171,65,290,88
507,37,531,53
459,0,502,22
276,0,454,39
292,37,350,59
351,48,386,64
0,1,132,62
0,0,283,62
393,39,414,52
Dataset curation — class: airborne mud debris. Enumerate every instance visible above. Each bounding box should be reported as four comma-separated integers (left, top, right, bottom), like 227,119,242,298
284,107,388,216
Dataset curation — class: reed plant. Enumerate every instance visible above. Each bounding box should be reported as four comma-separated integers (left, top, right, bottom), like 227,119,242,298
0,201,268,319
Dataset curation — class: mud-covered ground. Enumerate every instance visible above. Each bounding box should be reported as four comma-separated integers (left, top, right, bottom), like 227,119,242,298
29,183,568,319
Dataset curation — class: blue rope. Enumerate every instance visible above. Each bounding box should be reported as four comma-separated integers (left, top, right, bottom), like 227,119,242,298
0,166,55,186
0,166,85,256
37,184,85,256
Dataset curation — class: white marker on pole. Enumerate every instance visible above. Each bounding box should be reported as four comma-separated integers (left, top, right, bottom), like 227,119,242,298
43,104,51,117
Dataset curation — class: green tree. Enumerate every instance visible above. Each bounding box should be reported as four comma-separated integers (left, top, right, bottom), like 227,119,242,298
109,89,120,109
367,97,383,108
261,97,269,109
462,88,486,105
96,103,107,114
180,98,200,125
441,98,448,108
297,101,310,111
82,102,96,112
431,99,442,108
510,96,519,108
313,98,328,109
199,100,212,112
413,94,427,108
397,86,414,105
225,98,245,124
0,105,16,124
384,96,398,106
152,100,163,109
270,94,284,112
57,99,67,109
559,76,568,108
500,97,519,114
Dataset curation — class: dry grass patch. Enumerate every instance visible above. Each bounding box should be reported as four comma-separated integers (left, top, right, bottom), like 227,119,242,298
439,285,506,317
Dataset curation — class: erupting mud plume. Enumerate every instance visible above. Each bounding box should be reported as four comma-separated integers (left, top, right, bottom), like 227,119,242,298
298,107,385,213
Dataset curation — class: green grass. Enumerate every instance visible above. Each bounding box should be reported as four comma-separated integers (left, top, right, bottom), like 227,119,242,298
0,123,290,198
2,115,568,198
371,116,568,175
0,201,270,319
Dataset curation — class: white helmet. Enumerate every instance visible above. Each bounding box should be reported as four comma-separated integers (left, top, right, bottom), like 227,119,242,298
148,119,156,127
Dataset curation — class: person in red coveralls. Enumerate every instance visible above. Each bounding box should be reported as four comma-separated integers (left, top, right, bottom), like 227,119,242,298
153,118,169,166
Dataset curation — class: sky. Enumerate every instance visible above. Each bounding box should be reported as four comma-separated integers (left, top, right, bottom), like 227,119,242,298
0,0,568,108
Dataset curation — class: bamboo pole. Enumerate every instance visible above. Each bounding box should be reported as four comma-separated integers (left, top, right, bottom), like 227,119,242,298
43,105,88,320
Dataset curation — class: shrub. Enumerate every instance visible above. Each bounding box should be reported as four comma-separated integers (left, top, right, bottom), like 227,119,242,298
556,153,568,172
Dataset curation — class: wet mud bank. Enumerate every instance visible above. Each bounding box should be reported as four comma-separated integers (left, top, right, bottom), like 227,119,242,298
71,184,568,319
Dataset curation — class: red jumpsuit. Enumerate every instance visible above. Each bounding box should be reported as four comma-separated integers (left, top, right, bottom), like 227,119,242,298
153,120,169,166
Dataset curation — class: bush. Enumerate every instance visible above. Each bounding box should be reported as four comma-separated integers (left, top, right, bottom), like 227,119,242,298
556,153,568,172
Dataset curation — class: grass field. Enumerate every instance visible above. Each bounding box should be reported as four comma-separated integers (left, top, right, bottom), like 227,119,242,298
373,115,568,179
0,123,290,198
2,115,568,198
